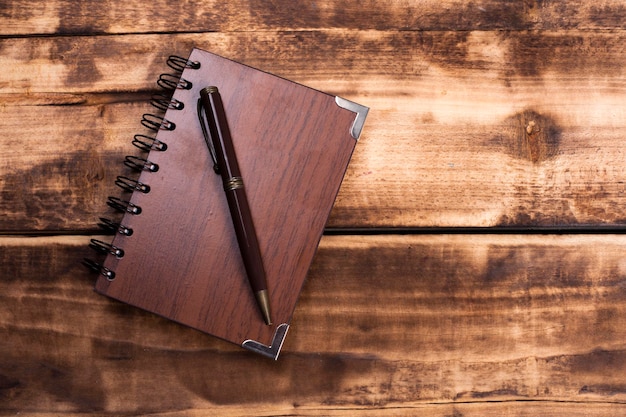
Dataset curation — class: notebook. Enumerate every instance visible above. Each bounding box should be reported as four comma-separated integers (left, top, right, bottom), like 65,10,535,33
86,48,368,359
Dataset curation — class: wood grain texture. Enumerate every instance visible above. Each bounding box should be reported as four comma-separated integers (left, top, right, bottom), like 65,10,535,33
2,235,626,414
7,404,626,417
1,0,624,36
0,102,141,232
1,30,625,230
3,31,625,94
3,0,626,415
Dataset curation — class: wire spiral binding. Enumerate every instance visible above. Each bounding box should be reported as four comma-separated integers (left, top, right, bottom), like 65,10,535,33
107,196,142,215
157,73,193,91
84,55,200,281
82,258,116,280
132,134,167,152
167,55,201,72
115,176,151,193
89,239,125,258
150,93,184,112
124,155,159,172
98,217,133,236
141,113,176,131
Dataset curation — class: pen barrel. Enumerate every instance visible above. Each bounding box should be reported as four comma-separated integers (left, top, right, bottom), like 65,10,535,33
199,87,270,296
225,185,267,293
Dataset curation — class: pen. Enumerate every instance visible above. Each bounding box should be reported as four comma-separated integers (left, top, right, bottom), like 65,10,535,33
198,86,272,326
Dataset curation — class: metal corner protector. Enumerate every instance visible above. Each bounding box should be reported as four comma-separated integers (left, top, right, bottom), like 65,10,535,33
335,96,369,140
242,323,290,360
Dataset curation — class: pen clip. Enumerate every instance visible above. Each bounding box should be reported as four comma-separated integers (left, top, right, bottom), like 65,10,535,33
197,98,220,174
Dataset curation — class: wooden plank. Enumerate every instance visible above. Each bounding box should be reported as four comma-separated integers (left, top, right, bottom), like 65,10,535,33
1,30,625,231
0,102,143,232
9,403,626,417
2,234,626,413
1,0,624,36
3,98,626,231
5,404,626,417
2,31,625,95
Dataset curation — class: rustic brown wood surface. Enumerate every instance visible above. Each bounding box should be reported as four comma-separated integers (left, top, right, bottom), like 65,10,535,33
2,29,626,229
1,0,626,415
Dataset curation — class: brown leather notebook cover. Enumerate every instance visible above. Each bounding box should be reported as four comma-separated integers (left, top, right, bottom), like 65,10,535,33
92,48,368,359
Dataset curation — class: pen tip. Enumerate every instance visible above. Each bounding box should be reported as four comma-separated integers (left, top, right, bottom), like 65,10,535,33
255,290,273,326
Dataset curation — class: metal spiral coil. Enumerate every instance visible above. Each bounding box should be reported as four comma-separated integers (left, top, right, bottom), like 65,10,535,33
82,258,116,281
150,93,184,112
157,73,192,91
98,217,133,236
85,53,200,281
132,134,167,152
107,196,142,215
89,239,125,259
124,155,159,172
115,176,151,193
167,55,201,72
141,113,176,131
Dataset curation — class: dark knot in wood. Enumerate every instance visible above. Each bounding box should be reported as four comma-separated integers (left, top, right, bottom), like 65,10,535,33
498,109,562,164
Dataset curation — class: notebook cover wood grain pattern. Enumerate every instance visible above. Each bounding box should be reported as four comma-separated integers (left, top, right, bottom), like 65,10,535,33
95,48,360,349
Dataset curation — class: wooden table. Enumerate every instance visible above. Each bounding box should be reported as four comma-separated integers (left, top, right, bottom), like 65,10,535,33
2,1,626,415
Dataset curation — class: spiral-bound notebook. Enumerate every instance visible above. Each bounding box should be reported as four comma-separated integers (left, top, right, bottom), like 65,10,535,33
88,48,368,359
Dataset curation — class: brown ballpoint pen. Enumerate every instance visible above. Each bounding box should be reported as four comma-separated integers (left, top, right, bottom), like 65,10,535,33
198,86,272,325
